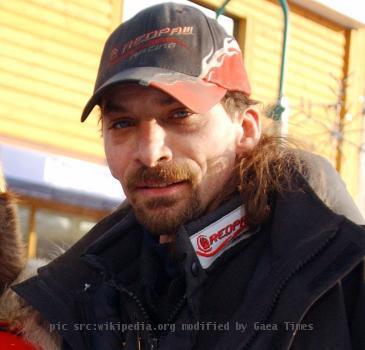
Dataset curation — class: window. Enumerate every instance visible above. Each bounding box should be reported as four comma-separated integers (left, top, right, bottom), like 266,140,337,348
35,209,96,259
16,195,109,259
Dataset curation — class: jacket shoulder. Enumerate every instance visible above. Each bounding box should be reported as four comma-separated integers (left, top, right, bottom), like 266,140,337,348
11,204,131,350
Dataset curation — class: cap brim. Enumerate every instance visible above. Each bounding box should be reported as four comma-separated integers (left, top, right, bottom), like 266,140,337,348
81,67,227,122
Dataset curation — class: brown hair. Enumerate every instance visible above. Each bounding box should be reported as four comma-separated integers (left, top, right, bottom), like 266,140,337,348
222,91,304,227
237,135,305,227
222,90,260,115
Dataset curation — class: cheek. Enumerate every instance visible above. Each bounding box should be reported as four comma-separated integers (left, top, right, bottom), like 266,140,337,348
199,126,238,163
181,139,236,190
103,139,127,182
198,133,238,188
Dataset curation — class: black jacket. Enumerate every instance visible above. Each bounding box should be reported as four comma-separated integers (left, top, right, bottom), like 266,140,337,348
13,179,365,349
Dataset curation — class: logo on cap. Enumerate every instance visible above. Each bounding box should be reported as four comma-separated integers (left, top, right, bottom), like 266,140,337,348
109,26,194,65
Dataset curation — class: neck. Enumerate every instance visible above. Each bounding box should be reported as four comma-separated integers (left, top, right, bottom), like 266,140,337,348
159,234,174,244
158,184,239,245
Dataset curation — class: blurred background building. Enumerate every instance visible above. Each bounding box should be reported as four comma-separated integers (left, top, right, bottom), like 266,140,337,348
1,0,364,258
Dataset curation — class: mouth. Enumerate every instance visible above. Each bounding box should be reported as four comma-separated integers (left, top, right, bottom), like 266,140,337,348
134,180,188,197
136,180,186,188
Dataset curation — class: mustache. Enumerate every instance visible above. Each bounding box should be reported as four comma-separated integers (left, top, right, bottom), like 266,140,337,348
127,163,197,189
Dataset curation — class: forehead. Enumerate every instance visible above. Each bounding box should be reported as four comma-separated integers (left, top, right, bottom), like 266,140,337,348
101,83,182,107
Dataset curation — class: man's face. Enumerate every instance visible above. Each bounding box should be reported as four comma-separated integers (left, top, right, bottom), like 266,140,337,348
102,84,254,235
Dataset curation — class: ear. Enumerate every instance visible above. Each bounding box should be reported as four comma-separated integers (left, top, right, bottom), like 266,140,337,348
235,107,261,153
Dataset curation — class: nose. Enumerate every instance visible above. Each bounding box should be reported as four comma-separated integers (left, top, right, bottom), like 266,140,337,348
135,121,172,167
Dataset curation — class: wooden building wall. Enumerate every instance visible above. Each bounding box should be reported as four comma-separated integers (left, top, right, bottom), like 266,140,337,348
0,0,121,163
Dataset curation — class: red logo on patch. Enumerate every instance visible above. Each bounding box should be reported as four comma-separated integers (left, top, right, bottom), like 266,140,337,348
197,235,212,253
196,216,247,257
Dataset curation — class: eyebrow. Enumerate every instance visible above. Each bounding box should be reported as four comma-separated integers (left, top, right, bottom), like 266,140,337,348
154,95,179,106
101,101,129,114
101,95,181,115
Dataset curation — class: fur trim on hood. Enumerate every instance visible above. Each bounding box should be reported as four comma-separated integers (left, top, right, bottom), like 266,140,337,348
0,192,26,293
0,259,61,350
0,192,61,349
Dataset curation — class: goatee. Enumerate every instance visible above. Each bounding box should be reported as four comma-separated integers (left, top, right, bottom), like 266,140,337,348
127,163,202,236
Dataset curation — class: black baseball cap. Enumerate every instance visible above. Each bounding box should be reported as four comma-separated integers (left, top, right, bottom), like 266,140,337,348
81,2,251,122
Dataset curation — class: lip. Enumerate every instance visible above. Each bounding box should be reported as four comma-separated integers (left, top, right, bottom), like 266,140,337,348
135,181,188,197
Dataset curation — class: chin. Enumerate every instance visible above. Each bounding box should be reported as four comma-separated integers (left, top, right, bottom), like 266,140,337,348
134,196,201,235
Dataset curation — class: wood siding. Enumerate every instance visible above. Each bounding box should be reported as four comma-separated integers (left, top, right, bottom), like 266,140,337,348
0,0,121,162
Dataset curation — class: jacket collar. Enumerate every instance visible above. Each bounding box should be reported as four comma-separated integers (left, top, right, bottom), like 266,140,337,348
270,175,344,263
216,176,365,349
80,194,249,301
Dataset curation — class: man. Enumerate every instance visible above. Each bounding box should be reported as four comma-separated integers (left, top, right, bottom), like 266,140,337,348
13,3,365,349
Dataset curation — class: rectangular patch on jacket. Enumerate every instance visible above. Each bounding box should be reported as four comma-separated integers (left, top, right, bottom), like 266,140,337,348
190,205,254,269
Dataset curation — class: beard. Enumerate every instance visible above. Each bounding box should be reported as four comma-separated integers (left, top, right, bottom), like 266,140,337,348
126,163,204,236
132,187,203,235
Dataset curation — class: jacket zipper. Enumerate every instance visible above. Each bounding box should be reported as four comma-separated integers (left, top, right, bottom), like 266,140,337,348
107,278,188,349
128,289,187,335
242,231,337,349
107,280,159,350
123,289,159,350
166,294,187,324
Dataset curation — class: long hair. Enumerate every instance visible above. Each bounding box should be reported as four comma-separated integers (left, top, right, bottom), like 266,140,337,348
222,92,305,227
236,135,305,227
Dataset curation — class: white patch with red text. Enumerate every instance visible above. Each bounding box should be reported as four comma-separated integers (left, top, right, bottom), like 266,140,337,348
190,205,254,269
